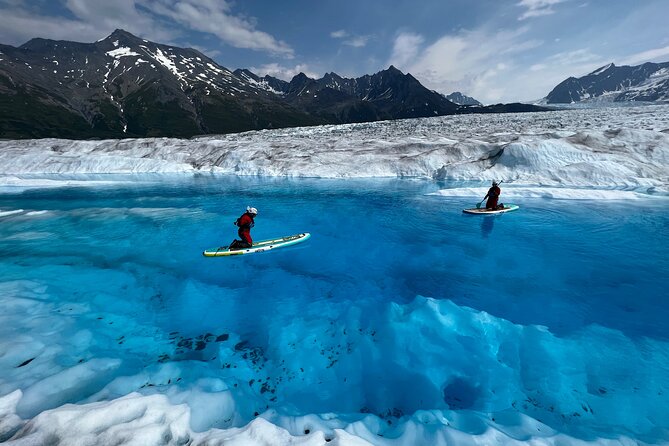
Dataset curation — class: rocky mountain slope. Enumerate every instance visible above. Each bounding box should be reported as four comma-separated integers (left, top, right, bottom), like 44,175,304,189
545,61,669,104
0,29,546,139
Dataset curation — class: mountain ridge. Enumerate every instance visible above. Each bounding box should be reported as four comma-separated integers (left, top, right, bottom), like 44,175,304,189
445,91,482,106
0,29,548,139
544,61,669,104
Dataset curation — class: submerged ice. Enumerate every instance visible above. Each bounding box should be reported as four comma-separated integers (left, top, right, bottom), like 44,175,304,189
3,294,668,445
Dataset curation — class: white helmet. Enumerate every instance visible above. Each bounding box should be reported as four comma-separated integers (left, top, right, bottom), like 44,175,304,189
246,206,258,215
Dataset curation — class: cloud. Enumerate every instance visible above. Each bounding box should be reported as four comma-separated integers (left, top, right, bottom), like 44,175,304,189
388,28,548,102
0,0,175,45
140,0,293,56
386,26,623,103
0,0,25,6
343,36,370,48
0,10,108,44
0,0,292,57
250,63,320,81
388,32,424,68
330,29,372,48
517,0,567,20
502,48,610,99
545,48,602,66
528,48,607,76
620,45,669,65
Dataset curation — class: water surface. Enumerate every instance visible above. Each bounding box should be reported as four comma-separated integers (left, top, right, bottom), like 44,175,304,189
0,175,667,441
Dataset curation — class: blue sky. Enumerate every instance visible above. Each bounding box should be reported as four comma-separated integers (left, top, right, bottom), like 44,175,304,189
1,0,668,103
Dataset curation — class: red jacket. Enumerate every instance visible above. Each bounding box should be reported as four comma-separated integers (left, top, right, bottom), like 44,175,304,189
235,213,255,244
485,185,501,209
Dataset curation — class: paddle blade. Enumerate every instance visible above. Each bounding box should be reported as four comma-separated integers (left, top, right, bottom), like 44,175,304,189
476,202,481,209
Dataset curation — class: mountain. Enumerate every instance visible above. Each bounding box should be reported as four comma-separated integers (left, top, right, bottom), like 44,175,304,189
236,66,462,123
446,92,482,106
544,61,669,104
0,30,547,139
0,29,322,139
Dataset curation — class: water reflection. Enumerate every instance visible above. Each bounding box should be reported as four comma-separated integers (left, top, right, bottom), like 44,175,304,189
481,216,495,238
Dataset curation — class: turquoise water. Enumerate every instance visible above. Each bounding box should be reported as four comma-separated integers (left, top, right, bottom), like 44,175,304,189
0,176,667,441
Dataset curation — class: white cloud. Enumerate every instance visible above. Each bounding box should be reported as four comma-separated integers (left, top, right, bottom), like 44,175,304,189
388,28,548,103
330,30,347,39
344,36,370,48
0,0,176,45
66,0,139,22
620,45,669,65
385,26,624,103
388,32,424,68
141,0,293,57
0,10,107,44
330,29,371,48
525,48,607,77
517,0,567,20
0,0,292,57
250,63,320,81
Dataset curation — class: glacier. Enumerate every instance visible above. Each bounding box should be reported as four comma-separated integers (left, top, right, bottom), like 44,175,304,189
1,104,668,198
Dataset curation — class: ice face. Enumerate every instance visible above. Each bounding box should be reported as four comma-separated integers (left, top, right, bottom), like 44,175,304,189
0,105,668,196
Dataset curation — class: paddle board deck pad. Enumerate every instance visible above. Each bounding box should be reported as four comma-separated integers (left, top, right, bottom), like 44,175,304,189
203,233,311,257
463,204,519,215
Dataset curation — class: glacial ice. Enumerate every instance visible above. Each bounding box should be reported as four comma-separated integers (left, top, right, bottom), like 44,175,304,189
0,105,668,198
1,282,666,445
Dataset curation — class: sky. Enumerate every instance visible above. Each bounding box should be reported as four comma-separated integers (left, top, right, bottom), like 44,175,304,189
0,0,668,103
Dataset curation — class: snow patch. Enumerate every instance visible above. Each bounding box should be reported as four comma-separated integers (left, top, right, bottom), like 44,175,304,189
105,47,141,58
589,63,614,76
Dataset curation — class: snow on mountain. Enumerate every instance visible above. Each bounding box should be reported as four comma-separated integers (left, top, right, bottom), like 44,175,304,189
232,68,288,95
0,29,322,138
544,61,669,104
589,62,615,76
1,30,482,139
1,105,668,198
618,66,669,101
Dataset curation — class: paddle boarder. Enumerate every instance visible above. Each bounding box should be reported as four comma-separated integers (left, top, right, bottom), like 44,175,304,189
483,181,502,210
229,206,258,250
